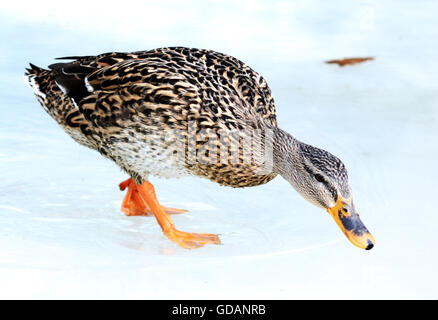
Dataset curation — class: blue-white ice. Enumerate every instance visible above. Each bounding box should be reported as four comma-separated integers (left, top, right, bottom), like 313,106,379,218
1,0,438,299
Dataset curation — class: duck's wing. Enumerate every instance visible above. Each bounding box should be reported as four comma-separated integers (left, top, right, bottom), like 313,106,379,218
48,48,279,142
48,52,141,103
82,47,279,129
26,53,159,152
54,56,198,142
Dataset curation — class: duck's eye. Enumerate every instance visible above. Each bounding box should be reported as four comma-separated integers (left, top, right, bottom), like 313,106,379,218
314,174,325,182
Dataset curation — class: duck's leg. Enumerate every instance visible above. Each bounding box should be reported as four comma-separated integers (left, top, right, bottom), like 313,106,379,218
135,180,221,249
119,178,187,216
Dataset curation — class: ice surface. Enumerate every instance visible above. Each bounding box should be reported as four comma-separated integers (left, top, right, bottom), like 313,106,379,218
1,0,438,299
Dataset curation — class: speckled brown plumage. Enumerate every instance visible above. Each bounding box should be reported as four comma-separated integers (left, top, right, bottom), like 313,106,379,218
25,47,278,187
25,47,377,250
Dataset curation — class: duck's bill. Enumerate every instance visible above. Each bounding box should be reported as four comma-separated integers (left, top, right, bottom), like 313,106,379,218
326,196,375,250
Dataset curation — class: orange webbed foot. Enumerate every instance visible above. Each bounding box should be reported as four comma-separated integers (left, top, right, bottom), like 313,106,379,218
124,179,221,249
165,228,222,249
119,178,187,216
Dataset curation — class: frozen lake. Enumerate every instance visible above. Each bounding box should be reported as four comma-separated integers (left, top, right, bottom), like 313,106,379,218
1,0,437,299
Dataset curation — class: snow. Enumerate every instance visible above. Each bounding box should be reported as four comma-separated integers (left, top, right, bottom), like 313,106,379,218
1,0,438,299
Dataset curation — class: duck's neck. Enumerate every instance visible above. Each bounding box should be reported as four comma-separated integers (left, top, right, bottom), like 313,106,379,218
272,127,300,179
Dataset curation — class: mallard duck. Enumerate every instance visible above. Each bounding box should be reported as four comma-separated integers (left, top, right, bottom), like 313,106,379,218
25,47,375,250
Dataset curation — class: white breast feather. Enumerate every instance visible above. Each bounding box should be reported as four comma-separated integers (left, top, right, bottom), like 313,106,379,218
111,129,191,179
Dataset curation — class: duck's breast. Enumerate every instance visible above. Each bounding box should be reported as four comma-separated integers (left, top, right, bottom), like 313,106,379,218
106,127,192,179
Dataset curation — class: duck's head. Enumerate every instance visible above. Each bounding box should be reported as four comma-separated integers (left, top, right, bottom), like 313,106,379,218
273,129,375,250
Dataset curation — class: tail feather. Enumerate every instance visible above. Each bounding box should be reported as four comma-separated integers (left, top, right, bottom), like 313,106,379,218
24,63,50,100
24,62,75,124
24,61,97,150
25,63,45,75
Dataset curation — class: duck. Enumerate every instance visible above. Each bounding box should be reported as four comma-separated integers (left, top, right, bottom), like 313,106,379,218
24,47,375,250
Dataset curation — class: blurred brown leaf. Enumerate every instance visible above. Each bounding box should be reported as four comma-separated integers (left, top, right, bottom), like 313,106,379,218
325,57,374,66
